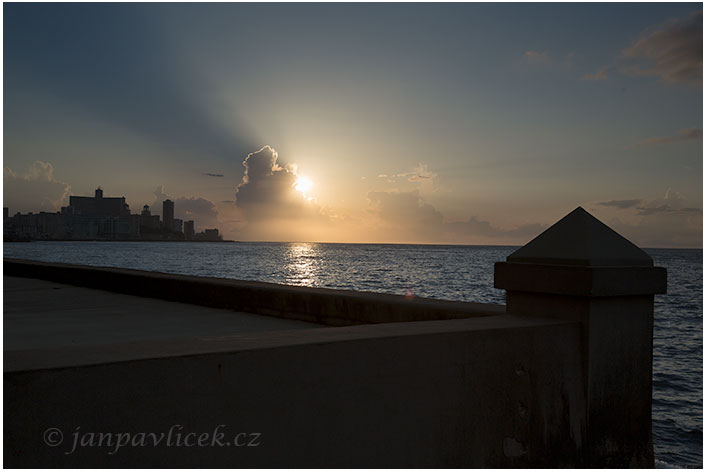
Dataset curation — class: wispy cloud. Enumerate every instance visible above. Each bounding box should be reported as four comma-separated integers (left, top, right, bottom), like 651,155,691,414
597,190,702,216
522,50,550,65
203,172,225,178
583,11,701,86
582,66,611,81
376,164,437,185
632,128,702,147
621,10,702,84
597,199,642,209
611,189,703,216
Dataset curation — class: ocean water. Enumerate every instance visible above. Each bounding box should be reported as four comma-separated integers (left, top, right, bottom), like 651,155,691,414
3,241,702,467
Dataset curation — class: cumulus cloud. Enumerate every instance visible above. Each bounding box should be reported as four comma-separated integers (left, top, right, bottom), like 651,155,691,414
151,185,170,205
621,11,702,84
368,190,443,230
235,145,319,220
597,199,642,209
4,161,71,213
175,197,220,229
367,190,546,244
632,128,702,147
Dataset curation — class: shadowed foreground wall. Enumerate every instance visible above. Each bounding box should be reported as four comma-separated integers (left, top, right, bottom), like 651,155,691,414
5,316,585,468
3,207,667,467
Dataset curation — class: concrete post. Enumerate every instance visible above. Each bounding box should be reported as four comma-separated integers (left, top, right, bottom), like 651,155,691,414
494,207,667,467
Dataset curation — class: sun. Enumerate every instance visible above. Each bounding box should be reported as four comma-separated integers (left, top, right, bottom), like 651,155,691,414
294,176,313,194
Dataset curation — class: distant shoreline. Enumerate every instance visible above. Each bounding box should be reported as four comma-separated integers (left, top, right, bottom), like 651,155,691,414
3,238,235,243
2,239,701,250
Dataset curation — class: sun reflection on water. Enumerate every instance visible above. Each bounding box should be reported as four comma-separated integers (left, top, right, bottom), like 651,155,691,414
284,242,321,286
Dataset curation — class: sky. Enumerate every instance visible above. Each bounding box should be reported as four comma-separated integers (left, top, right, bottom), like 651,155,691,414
3,2,703,247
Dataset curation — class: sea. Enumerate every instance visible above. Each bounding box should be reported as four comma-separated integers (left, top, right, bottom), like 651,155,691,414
3,241,702,468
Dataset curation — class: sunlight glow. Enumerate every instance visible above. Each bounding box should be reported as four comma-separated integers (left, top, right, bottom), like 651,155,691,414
294,176,313,194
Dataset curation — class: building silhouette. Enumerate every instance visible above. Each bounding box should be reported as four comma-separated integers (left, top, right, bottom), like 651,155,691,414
140,205,161,230
171,218,183,233
4,188,222,242
162,200,174,231
62,188,136,239
184,220,195,240
195,228,222,241
67,188,130,218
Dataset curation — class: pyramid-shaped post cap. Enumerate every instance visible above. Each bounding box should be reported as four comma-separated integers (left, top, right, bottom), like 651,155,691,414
496,207,666,296
507,207,653,267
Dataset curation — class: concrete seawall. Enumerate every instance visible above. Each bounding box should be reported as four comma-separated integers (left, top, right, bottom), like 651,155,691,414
3,258,503,326
5,312,586,467
3,207,667,467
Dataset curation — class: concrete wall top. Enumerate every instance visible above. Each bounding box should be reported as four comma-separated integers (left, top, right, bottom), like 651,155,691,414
4,259,504,326
5,314,572,373
507,207,653,267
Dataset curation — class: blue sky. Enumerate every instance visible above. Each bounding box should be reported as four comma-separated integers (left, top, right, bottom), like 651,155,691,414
4,2,702,246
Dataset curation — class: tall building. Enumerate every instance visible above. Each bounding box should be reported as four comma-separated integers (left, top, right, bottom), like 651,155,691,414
184,220,195,240
171,218,183,233
140,205,161,230
67,188,130,217
62,188,134,239
162,199,174,230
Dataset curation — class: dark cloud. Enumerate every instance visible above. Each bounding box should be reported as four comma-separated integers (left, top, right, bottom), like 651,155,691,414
597,199,642,209
605,189,703,218
175,197,220,229
597,190,701,219
203,173,225,178
235,146,319,220
148,185,220,230
4,161,71,213
633,128,702,147
598,189,702,221
608,200,702,248
621,11,702,84
445,217,546,241
368,190,443,229
367,189,546,244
